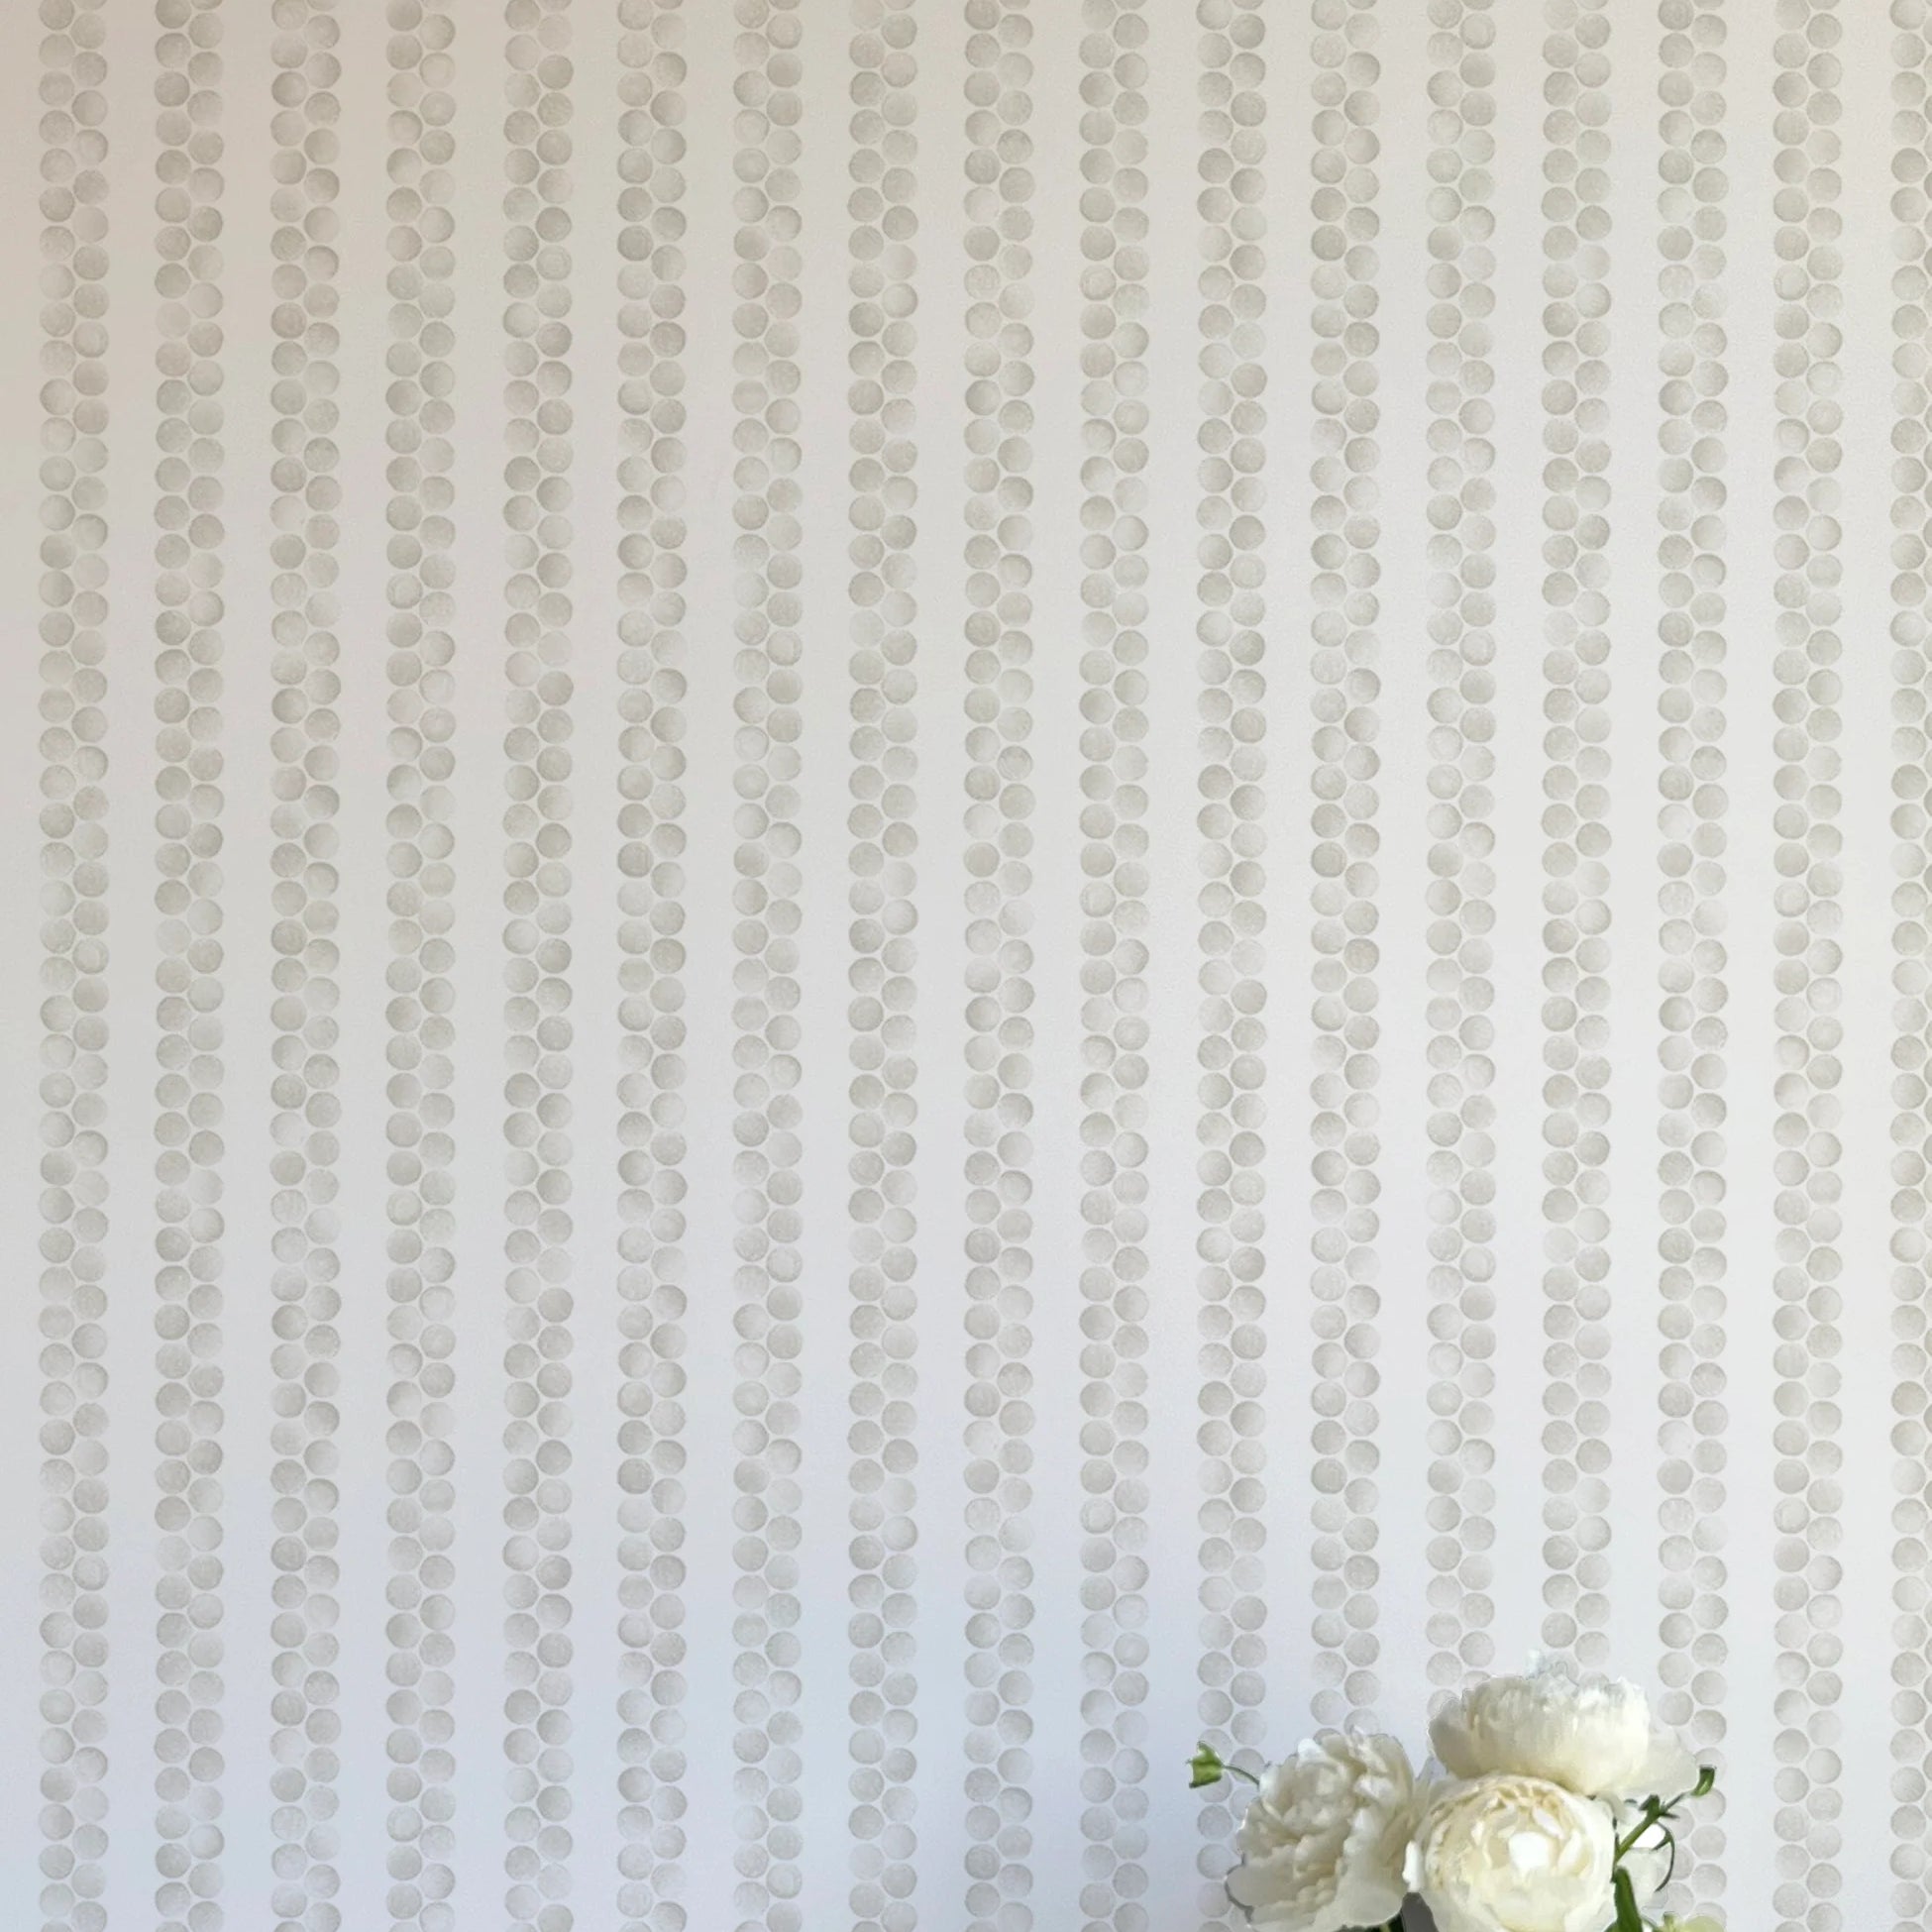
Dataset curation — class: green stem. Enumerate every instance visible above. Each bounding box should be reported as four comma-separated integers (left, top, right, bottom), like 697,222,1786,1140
1613,1798,1664,1862
1611,1866,1646,1932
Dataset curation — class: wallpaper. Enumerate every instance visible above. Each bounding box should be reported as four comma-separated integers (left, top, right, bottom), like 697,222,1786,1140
4,0,1927,1929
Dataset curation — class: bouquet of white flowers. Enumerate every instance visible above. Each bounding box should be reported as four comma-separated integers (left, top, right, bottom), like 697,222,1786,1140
1189,1656,1719,1932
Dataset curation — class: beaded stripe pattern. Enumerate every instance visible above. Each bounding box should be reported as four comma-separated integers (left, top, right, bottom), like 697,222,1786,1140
153,0,229,1924
1420,0,1499,1708
1075,6,1152,1930
1653,0,1730,1912
845,3,922,1930
38,4,114,1926
1536,0,1616,1669
1768,7,1845,1931
612,3,691,1927
1191,5,1271,1920
958,2,1038,1926
381,2,461,1925
1893,13,1932,1929
498,1,579,1924
494,0,576,1916
727,4,807,1928
1306,0,1384,1733
265,3,346,1924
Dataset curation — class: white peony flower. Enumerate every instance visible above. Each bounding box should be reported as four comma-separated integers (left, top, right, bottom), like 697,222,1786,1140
1224,1730,1420,1932
1429,1654,1697,1800
1407,1771,1616,1932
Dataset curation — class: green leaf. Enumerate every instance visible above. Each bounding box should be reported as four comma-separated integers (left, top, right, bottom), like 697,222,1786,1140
1689,1765,1716,1799
1612,1866,1645,1932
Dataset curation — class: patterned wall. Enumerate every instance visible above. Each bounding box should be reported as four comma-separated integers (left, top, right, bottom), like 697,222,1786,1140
6,1,1929,1929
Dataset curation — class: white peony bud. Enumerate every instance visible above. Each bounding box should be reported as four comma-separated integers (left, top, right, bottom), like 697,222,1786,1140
1428,1654,1698,1801
1407,1771,1616,1932
1224,1731,1420,1932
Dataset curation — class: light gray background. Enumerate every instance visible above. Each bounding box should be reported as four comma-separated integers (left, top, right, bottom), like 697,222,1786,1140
0,2,1911,1930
